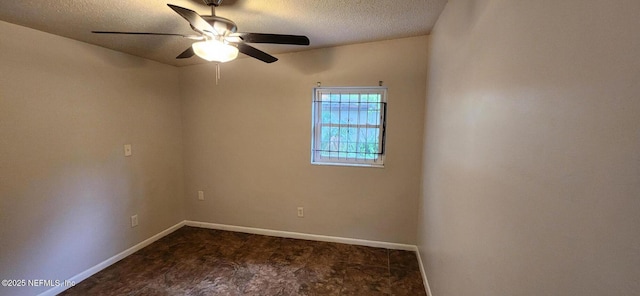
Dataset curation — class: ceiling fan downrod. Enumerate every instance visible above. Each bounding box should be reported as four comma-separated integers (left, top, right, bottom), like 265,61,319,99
203,0,223,15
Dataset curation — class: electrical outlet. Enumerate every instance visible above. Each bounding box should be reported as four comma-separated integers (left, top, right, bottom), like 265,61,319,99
131,215,138,227
124,144,132,157
198,191,204,201
297,207,304,218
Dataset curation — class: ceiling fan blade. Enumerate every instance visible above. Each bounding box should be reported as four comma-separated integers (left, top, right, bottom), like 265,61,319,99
92,31,204,40
167,4,216,35
236,43,278,63
230,33,310,45
176,47,195,59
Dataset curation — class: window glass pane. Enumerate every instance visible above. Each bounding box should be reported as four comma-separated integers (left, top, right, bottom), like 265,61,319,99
349,102,359,123
357,109,368,124
320,102,331,123
318,94,383,124
367,109,380,125
345,127,357,143
366,128,380,153
320,126,341,151
319,103,340,124
365,128,379,142
364,94,380,103
320,141,330,151
318,111,381,152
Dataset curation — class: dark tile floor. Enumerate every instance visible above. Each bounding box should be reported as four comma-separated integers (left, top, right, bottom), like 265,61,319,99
60,226,426,295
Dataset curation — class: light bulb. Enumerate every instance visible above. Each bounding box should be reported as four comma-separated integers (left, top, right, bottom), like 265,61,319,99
192,40,238,63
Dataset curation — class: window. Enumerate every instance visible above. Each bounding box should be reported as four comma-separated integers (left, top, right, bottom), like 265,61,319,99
311,87,387,167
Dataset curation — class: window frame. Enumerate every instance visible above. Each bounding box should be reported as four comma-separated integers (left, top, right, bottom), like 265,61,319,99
310,86,387,168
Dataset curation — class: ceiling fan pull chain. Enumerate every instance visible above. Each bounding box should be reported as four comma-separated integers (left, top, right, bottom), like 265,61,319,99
216,63,220,85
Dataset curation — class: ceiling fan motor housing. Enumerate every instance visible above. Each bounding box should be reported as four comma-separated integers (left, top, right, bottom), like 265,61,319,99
203,16,237,34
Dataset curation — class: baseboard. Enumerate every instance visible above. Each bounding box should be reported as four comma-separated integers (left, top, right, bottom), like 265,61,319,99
185,220,416,251
189,220,434,294
38,220,186,296
39,220,430,296
415,248,434,296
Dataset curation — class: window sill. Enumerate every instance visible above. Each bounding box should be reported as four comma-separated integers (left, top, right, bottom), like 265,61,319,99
311,161,384,168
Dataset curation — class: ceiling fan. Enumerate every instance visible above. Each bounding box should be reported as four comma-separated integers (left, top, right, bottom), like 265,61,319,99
92,0,310,63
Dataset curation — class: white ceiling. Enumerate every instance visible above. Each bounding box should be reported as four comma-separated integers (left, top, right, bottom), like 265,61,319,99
0,0,447,67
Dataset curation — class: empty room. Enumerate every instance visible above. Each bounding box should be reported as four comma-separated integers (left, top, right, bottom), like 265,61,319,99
0,0,638,296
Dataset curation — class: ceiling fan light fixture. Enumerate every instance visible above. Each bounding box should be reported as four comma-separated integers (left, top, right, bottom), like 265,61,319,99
192,40,238,62
93,4,309,64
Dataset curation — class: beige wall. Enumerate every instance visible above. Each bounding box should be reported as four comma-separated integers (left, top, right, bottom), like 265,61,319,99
0,27,427,296
180,36,428,244
419,0,640,295
0,21,185,296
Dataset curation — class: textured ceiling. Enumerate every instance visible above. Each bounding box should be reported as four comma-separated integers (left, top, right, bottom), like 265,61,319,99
0,0,447,66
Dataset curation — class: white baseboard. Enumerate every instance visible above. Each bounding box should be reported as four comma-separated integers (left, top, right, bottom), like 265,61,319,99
189,220,433,294
415,248,434,296
38,220,186,296
39,220,433,296
185,220,417,251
